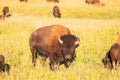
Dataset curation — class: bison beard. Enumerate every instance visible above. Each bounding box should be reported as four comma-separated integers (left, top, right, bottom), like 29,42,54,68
29,25,80,71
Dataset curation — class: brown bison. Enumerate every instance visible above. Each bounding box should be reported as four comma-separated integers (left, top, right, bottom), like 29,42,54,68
47,0,59,3
20,0,28,2
0,6,11,20
85,0,100,4
103,43,120,70
3,6,11,18
85,0,105,6
0,54,10,75
29,25,80,71
53,6,61,18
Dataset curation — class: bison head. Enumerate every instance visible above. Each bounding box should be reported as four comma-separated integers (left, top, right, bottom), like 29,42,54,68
58,35,80,68
102,58,111,68
102,51,112,69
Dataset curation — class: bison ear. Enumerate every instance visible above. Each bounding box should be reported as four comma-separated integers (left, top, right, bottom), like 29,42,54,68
75,37,80,47
58,36,63,44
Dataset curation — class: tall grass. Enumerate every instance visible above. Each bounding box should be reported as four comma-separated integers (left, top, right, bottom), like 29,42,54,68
0,0,120,19
0,0,120,80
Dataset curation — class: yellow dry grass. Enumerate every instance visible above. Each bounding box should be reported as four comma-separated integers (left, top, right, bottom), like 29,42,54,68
0,0,120,80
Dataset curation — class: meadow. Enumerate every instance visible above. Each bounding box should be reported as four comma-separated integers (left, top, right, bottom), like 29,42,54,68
0,0,120,80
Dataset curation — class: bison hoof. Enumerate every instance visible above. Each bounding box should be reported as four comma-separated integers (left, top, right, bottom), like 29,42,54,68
65,64,69,68
32,63,36,67
50,63,59,72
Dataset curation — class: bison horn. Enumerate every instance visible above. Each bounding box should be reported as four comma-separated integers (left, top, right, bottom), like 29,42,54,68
75,37,80,45
58,36,63,44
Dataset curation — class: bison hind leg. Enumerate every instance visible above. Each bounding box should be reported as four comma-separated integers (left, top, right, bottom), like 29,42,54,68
30,48,37,67
40,55,47,67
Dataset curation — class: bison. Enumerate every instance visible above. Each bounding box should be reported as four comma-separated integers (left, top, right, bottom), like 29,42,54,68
85,0,100,4
29,25,80,71
0,54,10,75
85,0,105,6
103,43,120,70
47,0,59,3
20,0,28,2
3,6,11,18
53,6,61,18
0,6,11,20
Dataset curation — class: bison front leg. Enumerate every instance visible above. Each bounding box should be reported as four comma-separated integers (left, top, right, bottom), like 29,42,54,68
112,61,116,70
49,54,59,72
49,62,59,72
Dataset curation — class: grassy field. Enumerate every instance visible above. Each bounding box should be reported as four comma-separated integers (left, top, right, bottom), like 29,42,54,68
0,0,120,80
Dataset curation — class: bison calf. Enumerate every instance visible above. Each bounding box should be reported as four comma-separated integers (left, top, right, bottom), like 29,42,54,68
29,25,79,71
103,43,120,70
53,6,61,18
0,54,10,75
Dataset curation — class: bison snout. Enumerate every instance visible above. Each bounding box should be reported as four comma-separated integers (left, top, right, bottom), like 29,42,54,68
65,55,71,60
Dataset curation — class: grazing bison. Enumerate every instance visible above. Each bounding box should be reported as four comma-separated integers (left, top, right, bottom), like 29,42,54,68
47,0,59,3
53,6,61,18
0,6,11,20
3,6,11,18
20,0,28,2
85,0,105,6
0,54,10,75
86,0,100,4
29,25,80,71
103,43,120,70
